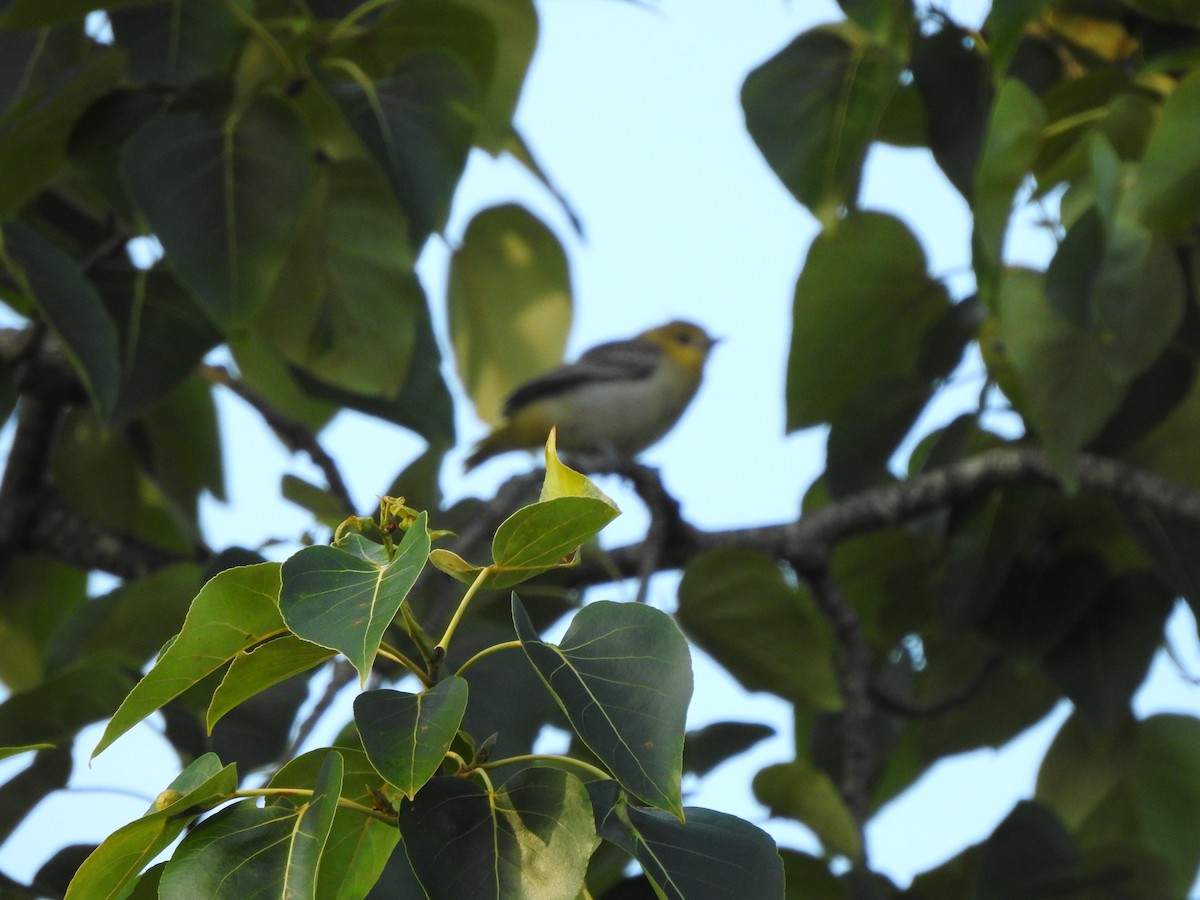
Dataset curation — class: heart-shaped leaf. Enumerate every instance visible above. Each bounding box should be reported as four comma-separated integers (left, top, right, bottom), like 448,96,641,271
355,678,469,799
400,768,596,900
514,596,690,818
280,521,430,684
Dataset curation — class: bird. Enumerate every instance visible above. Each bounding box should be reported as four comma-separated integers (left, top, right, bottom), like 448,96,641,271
464,319,718,471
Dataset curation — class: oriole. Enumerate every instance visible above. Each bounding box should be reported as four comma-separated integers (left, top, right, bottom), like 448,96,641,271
465,320,718,471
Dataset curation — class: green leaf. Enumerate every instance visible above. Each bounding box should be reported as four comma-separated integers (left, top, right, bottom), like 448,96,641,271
973,79,1046,282
354,679,468,799
46,562,201,672
92,563,285,759
1044,573,1173,737
327,51,479,248
0,743,53,760
513,596,690,818
122,94,314,325
826,378,930,496
269,749,400,900
432,447,618,589
1036,713,1132,830
787,211,950,429
64,753,238,900
0,49,125,216
110,2,244,85
259,158,422,397
753,760,862,861
1136,69,1200,233
597,790,785,900
683,722,775,777
0,222,120,416
1,0,155,27
677,550,839,711
836,0,913,45
742,26,902,224
207,636,335,732
975,802,1080,900
1132,714,1200,895
909,20,992,199
990,269,1126,476
452,0,537,153
399,767,596,900
280,523,430,684
101,269,223,425
160,751,343,900
0,655,134,748
448,203,572,426
780,849,847,900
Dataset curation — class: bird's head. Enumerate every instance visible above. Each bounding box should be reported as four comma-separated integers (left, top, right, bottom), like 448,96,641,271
640,320,719,374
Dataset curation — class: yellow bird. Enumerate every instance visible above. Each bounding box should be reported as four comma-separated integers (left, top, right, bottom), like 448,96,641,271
465,320,718,471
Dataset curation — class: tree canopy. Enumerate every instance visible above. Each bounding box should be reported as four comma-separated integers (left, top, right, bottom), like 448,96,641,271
2,0,1200,898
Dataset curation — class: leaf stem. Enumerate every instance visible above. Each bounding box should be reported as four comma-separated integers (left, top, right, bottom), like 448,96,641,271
1042,107,1108,139
478,754,612,782
377,642,429,684
453,640,522,677
231,788,398,824
328,0,395,43
222,1,297,76
436,566,493,655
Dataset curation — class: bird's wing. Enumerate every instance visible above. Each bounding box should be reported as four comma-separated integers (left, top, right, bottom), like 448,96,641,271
502,338,659,416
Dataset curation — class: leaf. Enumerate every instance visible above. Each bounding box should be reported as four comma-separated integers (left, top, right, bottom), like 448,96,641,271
0,743,53,760
207,636,335,732
0,49,125,216
448,204,572,426
92,563,285,759
0,222,120,416
280,522,431,684
101,269,223,425
269,749,400,900
989,269,1126,477
122,94,314,325
596,790,785,900
110,2,244,85
909,20,993,199
1132,714,1200,896
787,211,951,429
753,760,862,861
0,655,134,748
1,0,155,26
683,722,774,777
453,0,537,153
431,440,618,588
64,753,238,900
354,679,469,799
1044,573,1173,736
160,753,344,900
259,158,423,397
513,596,691,818
1136,69,1200,233
1036,713,1132,830
973,79,1046,283
975,802,1081,900
327,51,480,248
742,25,902,224
399,768,596,900
677,550,840,711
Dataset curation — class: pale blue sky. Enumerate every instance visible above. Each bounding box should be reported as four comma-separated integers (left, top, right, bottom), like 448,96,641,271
3,0,1200,892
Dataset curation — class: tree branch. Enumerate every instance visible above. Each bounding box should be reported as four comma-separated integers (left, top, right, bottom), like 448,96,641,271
201,364,357,519
811,568,874,844
563,447,1200,589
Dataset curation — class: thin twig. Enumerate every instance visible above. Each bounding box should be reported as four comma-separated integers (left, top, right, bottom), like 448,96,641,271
201,364,356,518
871,652,1003,719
